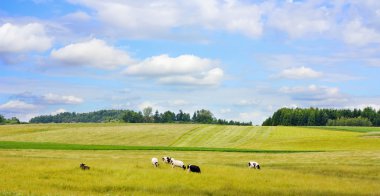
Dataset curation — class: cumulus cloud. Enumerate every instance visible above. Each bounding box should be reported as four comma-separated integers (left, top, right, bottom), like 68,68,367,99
51,38,132,69
9,92,83,105
276,66,323,79
266,1,331,38
157,68,223,86
62,11,91,21
42,93,83,104
124,54,224,86
342,19,380,46
280,85,344,102
193,0,263,38
68,0,263,38
0,23,52,53
125,54,213,76
0,100,37,112
64,0,380,45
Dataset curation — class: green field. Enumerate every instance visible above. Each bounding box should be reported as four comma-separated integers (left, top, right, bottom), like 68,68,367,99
0,124,379,195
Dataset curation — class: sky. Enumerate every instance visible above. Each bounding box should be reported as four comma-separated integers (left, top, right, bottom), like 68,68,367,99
1,0,380,124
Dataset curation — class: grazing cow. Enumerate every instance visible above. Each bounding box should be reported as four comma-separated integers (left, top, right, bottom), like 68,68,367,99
187,164,201,173
152,157,159,167
80,163,90,170
248,161,260,169
162,156,172,164
171,159,186,170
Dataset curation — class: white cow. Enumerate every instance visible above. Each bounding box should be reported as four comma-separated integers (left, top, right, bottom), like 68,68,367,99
248,161,260,169
171,159,186,170
152,157,159,167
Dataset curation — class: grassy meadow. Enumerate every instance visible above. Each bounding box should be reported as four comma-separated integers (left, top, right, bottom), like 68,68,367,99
0,123,379,195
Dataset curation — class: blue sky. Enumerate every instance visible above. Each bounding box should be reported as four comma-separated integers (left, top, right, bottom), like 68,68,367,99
1,0,380,124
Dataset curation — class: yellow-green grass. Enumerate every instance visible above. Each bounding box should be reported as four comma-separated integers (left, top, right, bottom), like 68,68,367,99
0,150,379,196
1,124,379,151
0,124,379,195
0,123,203,146
308,126,380,133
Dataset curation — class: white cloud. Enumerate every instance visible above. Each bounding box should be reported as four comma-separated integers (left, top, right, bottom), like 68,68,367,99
195,0,263,38
266,1,330,38
62,11,91,21
0,100,37,111
68,0,263,38
277,66,323,79
51,38,132,69
51,108,67,115
125,54,224,86
42,93,83,104
158,68,223,86
0,23,52,53
280,85,344,102
235,99,260,106
342,19,380,46
125,54,213,76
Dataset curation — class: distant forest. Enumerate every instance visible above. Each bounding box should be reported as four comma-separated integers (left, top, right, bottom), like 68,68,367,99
0,115,20,125
262,107,380,126
28,108,252,126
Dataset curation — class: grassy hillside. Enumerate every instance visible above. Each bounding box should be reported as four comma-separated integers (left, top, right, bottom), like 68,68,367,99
0,123,379,151
0,123,379,195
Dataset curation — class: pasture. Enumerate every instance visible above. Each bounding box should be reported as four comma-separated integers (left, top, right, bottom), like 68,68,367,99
0,124,379,195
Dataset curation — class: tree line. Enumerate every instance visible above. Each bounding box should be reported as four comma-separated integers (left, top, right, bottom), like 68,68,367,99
29,108,252,126
262,107,380,126
0,115,20,125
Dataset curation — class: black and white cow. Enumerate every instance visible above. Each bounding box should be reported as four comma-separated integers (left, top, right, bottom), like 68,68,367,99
162,156,172,164
187,164,201,173
151,157,159,167
248,161,260,169
171,159,186,170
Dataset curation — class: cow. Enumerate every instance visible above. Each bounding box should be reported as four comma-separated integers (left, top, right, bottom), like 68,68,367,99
162,156,172,164
80,163,90,170
171,159,186,170
152,157,159,167
187,164,201,173
248,161,260,169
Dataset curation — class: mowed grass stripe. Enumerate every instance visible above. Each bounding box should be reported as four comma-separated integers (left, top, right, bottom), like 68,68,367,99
170,125,262,147
0,141,321,153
